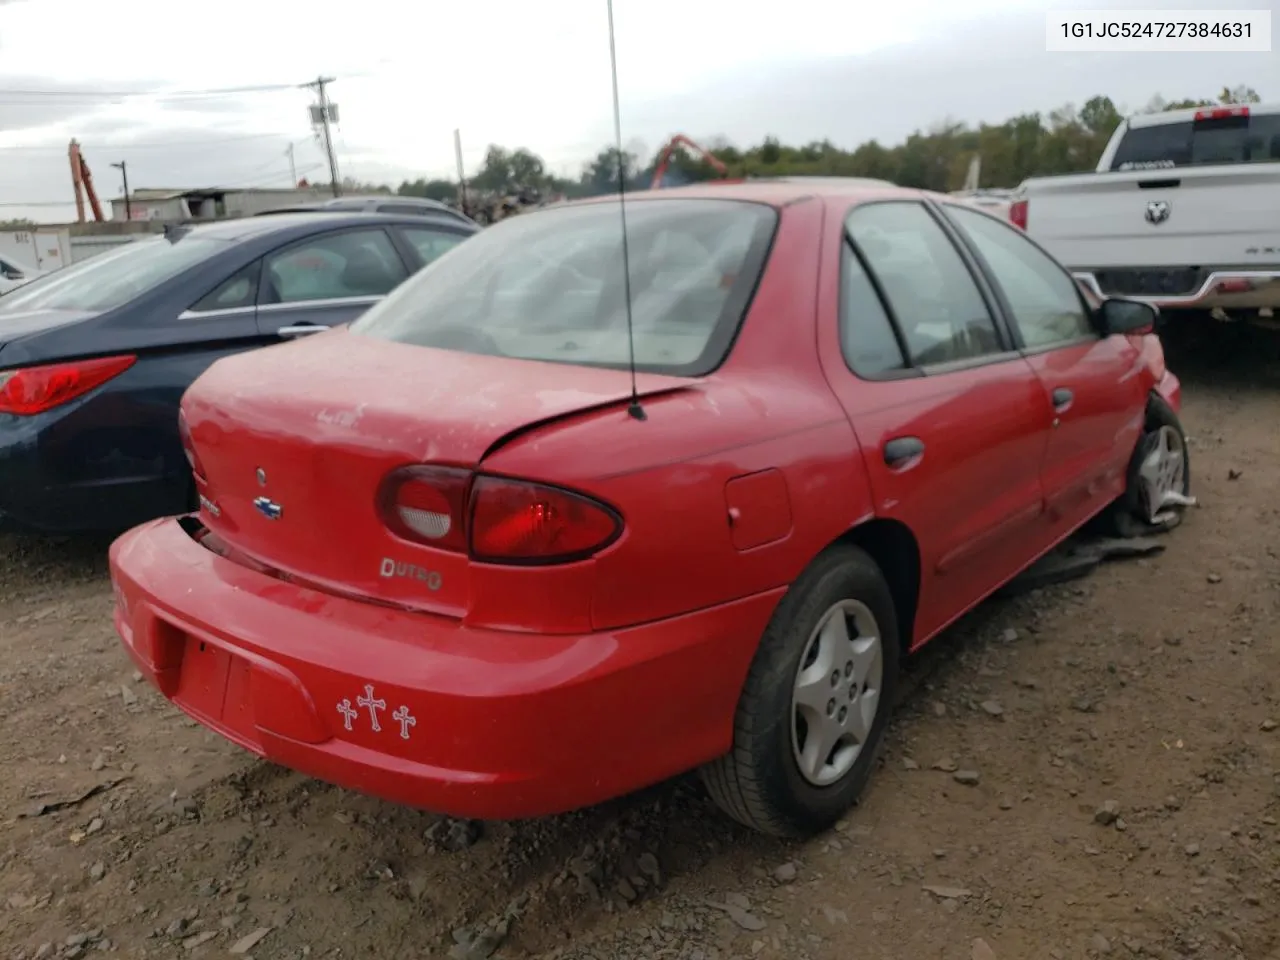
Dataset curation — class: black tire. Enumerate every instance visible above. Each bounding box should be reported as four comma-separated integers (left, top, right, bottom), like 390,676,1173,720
1102,393,1191,538
700,544,901,837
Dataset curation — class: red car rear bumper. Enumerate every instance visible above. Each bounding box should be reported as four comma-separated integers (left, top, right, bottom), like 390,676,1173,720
109,518,781,820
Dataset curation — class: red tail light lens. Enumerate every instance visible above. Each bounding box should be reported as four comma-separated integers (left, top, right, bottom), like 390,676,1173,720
0,354,136,416
1009,199,1028,231
1194,106,1248,122
470,477,622,564
378,467,623,564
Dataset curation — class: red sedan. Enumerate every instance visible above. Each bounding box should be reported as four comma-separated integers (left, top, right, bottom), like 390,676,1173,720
109,181,1189,837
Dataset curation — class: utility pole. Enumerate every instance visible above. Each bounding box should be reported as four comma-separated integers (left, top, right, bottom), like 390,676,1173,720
110,160,131,220
285,143,297,186
306,76,341,198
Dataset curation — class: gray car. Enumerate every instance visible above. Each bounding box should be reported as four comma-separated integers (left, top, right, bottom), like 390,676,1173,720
256,195,476,228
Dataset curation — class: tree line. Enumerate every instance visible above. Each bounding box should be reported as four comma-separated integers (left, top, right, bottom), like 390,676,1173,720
382,84,1262,205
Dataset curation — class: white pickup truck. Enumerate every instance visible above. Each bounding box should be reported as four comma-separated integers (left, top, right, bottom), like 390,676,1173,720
1012,102,1280,323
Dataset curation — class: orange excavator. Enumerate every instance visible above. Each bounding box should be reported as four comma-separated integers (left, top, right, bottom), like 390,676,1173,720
68,139,105,223
649,134,731,190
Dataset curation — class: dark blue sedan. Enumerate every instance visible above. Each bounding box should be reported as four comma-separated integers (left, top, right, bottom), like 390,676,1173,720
0,211,478,534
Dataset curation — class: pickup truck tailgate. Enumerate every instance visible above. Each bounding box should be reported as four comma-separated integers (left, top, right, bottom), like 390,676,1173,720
1026,164,1280,271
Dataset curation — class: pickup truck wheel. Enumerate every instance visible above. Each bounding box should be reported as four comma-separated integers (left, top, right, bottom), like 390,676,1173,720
700,545,900,837
1105,395,1191,538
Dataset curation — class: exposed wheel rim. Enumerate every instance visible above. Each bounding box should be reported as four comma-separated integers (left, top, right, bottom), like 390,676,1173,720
790,599,884,787
1136,424,1187,523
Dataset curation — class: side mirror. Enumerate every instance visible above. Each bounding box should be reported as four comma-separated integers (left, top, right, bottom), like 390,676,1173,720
1097,297,1158,336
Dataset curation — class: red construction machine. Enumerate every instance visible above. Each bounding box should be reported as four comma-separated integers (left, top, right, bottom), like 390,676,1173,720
649,134,732,189
68,139,105,223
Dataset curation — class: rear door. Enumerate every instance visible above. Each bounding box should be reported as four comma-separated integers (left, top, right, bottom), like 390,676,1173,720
817,199,1055,648
254,226,411,340
940,202,1147,534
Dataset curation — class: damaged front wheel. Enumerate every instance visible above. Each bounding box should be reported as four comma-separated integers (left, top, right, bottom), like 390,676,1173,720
1106,395,1194,537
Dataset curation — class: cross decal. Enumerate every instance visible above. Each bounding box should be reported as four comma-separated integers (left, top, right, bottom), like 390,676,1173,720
337,698,357,731
356,684,387,732
392,706,416,740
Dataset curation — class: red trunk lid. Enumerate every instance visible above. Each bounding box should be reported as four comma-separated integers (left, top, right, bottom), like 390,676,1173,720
182,329,690,615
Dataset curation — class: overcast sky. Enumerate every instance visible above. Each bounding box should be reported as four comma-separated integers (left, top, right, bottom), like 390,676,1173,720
0,0,1275,223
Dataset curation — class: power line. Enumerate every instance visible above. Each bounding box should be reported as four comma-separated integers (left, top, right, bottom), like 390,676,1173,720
0,132,298,153
223,162,325,190
0,199,83,208
0,82,302,100
0,158,325,208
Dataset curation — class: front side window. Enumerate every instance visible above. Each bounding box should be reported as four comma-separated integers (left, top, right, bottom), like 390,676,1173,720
846,202,1003,367
945,205,1094,349
352,199,777,376
0,235,228,314
261,229,408,305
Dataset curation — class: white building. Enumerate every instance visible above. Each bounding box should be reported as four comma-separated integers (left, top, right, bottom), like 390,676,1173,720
110,186,335,223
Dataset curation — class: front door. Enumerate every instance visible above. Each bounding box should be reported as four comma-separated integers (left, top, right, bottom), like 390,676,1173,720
254,226,412,339
817,199,1055,648
939,203,1147,534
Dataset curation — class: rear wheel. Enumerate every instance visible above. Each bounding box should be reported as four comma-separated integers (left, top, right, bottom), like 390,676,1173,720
700,545,900,837
1104,395,1192,537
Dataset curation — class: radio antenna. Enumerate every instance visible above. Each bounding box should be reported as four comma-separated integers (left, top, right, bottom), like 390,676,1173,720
606,0,646,422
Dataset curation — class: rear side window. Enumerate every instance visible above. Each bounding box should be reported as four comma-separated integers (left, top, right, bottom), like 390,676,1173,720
352,199,777,376
845,202,1003,367
0,236,227,314
839,244,906,377
1110,112,1280,170
261,229,408,304
190,262,260,313
400,227,467,268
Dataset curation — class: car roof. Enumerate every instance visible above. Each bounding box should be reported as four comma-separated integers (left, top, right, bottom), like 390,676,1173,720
563,178,932,209
179,210,477,242
255,196,476,224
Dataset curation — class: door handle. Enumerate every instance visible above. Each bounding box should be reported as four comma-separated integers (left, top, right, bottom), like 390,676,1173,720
883,436,925,469
1052,387,1074,413
276,324,329,338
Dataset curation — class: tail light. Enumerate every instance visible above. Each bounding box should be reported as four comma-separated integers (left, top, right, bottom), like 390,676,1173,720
470,476,622,563
380,465,470,552
1009,199,1028,231
1194,106,1248,122
0,354,135,416
1216,278,1253,294
379,467,623,565
177,408,208,482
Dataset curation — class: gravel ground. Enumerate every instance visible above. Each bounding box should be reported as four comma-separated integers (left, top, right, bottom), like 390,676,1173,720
2,320,1279,960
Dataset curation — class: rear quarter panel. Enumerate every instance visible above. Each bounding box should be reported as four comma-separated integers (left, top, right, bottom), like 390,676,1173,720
0,341,261,531
483,382,870,631
0,243,275,529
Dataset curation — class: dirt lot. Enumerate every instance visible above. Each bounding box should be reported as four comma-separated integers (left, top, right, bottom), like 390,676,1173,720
3,322,1280,960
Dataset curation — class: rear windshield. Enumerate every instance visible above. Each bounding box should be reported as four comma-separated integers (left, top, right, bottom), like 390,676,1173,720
1110,112,1280,170
0,235,227,314
351,198,777,376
